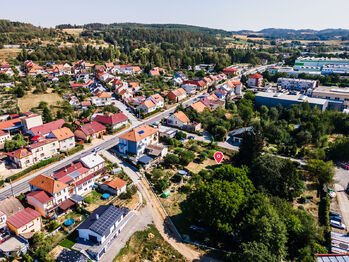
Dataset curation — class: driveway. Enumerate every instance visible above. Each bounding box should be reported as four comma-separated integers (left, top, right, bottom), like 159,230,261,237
113,100,141,126
100,206,152,262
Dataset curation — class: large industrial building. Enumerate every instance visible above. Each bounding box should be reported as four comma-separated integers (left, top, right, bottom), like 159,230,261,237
277,78,318,91
311,86,349,108
255,92,328,111
294,57,349,72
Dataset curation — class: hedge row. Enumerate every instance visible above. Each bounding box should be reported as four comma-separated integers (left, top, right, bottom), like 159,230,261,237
318,185,331,252
63,144,84,156
5,154,64,183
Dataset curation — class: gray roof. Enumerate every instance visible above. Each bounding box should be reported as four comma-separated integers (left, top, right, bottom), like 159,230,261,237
138,155,153,164
256,92,328,105
77,205,128,237
317,255,349,262
56,249,88,262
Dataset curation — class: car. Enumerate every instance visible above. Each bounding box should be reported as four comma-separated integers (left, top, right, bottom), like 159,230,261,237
330,215,342,222
92,147,101,153
342,163,349,170
328,191,336,198
330,211,341,217
330,220,346,230
188,136,195,140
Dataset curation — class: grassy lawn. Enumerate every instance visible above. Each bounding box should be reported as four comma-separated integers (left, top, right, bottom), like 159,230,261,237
113,224,185,262
18,89,63,112
60,239,75,249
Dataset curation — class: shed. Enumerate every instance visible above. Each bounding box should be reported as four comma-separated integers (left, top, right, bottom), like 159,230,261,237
112,167,122,175
70,195,85,204
161,190,170,198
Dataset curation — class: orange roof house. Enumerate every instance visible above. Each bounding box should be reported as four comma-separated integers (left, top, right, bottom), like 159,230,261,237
119,124,158,142
50,127,74,141
104,177,127,190
29,174,68,195
168,88,187,101
173,111,190,123
191,101,207,113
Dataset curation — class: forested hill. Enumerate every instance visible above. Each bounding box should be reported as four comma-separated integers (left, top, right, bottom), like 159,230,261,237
56,22,231,37
0,19,59,45
232,28,349,40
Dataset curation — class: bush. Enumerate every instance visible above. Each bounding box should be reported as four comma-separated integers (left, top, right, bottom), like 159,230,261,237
171,173,182,183
64,144,84,156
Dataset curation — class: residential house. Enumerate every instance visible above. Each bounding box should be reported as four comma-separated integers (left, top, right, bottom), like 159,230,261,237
137,99,157,114
76,205,129,260
229,127,253,144
214,89,227,100
80,100,92,110
182,84,197,94
7,148,33,168
20,114,43,133
6,208,42,239
149,67,165,77
167,111,190,128
0,131,10,149
174,71,187,79
75,70,90,82
29,138,60,164
223,68,238,75
0,197,24,229
168,88,187,102
99,177,127,196
94,113,128,130
191,101,208,113
182,80,207,90
149,94,164,108
47,127,75,151
29,174,69,211
28,119,65,137
105,63,114,72
74,121,106,141
91,92,113,106
80,153,106,177
0,236,29,257
247,73,263,88
118,124,159,156
53,162,94,196
26,191,55,218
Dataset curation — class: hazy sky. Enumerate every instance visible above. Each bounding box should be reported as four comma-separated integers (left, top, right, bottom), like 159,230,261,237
2,0,349,31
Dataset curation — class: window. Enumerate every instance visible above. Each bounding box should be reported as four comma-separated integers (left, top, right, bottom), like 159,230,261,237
57,192,61,197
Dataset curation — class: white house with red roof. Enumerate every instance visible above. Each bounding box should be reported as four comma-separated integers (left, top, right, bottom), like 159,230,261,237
247,73,263,88
91,92,113,106
47,127,75,151
6,208,42,239
167,111,190,128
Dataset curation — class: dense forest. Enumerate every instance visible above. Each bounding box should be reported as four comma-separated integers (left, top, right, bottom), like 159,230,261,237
0,19,60,45
56,22,231,36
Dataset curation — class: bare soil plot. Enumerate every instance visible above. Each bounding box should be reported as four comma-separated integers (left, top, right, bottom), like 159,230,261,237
18,90,63,112
0,48,21,60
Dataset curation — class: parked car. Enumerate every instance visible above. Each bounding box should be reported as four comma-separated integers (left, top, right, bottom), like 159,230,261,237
342,163,349,170
188,136,195,140
330,220,346,230
330,211,341,217
92,147,101,153
330,216,342,222
328,191,336,198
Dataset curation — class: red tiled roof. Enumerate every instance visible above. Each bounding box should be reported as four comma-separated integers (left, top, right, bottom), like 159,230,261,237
7,148,32,159
27,190,54,204
74,173,94,187
58,199,75,211
51,127,74,141
29,174,67,194
78,121,106,136
80,101,91,106
249,73,263,79
119,124,158,142
104,177,127,190
7,208,41,229
94,113,128,126
30,119,65,136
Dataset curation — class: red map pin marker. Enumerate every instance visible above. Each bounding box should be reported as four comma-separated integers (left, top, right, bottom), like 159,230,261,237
214,152,224,164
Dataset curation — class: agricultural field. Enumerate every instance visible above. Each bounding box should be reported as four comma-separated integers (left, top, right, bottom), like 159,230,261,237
0,47,21,60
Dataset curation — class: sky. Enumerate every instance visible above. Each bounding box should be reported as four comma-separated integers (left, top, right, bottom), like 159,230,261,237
2,0,349,31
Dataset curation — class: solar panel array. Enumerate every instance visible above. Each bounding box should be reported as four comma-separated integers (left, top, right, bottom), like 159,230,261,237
89,206,124,236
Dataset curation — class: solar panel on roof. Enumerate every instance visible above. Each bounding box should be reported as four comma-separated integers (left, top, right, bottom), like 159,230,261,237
68,170,81,179
138,130,144,135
